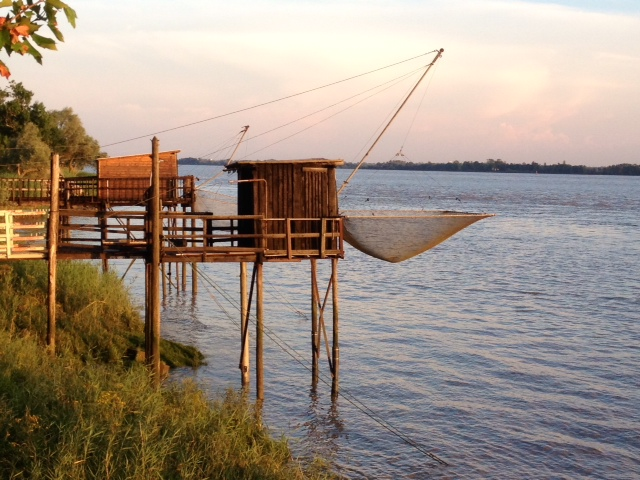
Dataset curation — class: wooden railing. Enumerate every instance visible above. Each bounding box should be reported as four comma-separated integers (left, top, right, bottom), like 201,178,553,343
0,176,196,207
0,210,48,260
53,209,343,260
0,207,344,261
161,212,343,259
0,178,51,204
96,176,195,206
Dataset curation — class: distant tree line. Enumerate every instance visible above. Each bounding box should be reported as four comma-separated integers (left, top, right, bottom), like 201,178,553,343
179,157,640,176
349,158,640,175
343,158,640,175
179,157,227,166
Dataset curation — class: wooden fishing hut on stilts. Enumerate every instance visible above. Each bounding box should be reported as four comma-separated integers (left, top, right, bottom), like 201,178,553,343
135,152,346,398
225,158,345,400
1,142,345,399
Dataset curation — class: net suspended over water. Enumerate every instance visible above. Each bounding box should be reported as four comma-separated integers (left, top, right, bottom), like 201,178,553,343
193,190,237,216
342,210,493,263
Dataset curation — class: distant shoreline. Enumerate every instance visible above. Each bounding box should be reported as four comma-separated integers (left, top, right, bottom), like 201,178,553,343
179,157,640,176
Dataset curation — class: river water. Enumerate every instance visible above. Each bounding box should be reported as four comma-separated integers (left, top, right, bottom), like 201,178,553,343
114,168,640,479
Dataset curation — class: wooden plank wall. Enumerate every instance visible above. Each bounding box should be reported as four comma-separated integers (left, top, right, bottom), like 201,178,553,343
234,161,340,250
95,152,194,205
97,151,179,178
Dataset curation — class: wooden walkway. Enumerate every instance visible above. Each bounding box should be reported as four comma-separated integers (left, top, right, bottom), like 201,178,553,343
0,208,344,262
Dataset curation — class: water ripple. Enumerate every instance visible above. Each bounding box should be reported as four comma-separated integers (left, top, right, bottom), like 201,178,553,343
119,170,640,479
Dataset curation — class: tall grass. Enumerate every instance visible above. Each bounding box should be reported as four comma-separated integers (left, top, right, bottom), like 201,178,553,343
0,261,204,366
0,333,331,479
0,261,334,478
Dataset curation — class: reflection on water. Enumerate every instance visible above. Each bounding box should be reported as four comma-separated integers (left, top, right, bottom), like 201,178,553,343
302,388,345,461
113,170,640,479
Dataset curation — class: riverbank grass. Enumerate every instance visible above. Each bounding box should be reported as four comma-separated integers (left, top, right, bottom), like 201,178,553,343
0,260,204,367
0,261,333,479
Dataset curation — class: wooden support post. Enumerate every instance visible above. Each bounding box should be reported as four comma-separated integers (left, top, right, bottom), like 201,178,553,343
190,216,198,295
311,259,319,387
286,218,292,259
60,213,69,243
240,262,250,387
146,137,162,388
331,258,340,400
144,261,150,357
256,258,264,401
191,263,198,295
47,153,60,354
181,215,187,291
99,207,109,272
161,262,167,299
320,219,326,259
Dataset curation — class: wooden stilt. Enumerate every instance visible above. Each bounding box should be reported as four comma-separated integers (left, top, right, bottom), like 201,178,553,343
99,207,108,272
161,262,167,299
146,137,162,388
317,273,334,378
191,263,198,295
331,258,340,400
240,262,250,387
145,261,150,352
182,262,187,291
190,216,198,295
172,212,179,291
256,258,264,401
47,153,60,355
311,259,319,387
181,214,187,291
60,214,69,243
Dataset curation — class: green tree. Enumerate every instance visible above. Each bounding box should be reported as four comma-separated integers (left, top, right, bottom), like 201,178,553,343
0,80,33,169
0,79,32,138
47,107,101,171
13,120,50,176
0,81,102,175
0,0,77,78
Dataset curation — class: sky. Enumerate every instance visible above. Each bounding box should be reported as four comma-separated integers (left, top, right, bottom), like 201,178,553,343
6,0,640,167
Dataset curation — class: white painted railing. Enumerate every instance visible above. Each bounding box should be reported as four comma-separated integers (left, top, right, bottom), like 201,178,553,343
0,210,48,260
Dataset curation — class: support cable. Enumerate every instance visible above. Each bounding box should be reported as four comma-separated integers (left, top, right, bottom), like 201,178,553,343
397,57,440,155
100,51,440,149
197,66,422,161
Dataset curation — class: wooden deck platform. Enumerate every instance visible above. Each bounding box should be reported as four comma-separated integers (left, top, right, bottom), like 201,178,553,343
0,208,344,263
